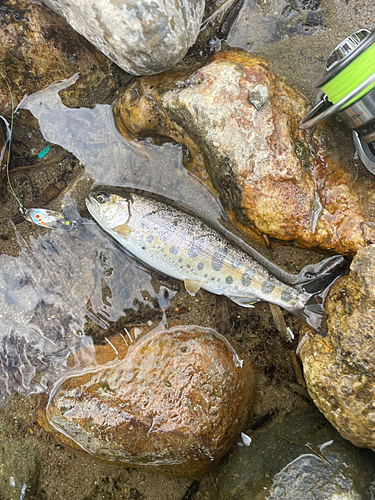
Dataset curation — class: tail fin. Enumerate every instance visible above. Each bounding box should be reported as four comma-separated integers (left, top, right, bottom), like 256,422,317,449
293,291,330,334
292,255,348,292
292,257,348,334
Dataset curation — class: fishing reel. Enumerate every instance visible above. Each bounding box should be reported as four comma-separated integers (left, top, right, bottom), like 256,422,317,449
300,29,375,174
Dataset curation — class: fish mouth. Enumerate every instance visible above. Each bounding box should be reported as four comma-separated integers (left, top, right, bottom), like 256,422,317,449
85,194,97,216
85,194,93,205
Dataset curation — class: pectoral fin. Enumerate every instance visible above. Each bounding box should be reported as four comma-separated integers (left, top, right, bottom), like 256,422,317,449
113,223,132,237
184,279,203,296
228,295,260,308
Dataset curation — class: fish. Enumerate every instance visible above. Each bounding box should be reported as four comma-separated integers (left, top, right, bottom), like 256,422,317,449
86,188,347,333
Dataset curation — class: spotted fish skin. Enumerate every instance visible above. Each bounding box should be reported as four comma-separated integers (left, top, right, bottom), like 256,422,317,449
86,190,310,312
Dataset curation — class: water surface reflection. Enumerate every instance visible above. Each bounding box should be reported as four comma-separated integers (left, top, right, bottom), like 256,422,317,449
0,74,223,404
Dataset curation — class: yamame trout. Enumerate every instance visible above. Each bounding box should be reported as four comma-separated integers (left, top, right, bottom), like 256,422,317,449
86,188,346,333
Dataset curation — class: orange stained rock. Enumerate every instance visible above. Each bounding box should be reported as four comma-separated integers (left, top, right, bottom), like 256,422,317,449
114,50,375,255
299,244,375,452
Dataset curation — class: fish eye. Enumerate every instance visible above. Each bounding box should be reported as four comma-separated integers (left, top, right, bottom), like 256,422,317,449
95,192,109,204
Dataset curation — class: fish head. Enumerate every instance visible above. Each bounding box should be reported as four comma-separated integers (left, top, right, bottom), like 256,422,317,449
86,191,131,231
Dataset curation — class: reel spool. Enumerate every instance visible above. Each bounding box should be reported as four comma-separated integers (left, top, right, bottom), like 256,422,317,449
300,29,375,174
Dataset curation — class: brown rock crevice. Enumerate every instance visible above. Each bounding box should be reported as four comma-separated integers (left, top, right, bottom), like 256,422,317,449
0,0,128,116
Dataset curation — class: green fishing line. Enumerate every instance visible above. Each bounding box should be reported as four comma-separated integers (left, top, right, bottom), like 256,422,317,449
0,71,24,209
0,72,76,230
321,40,375,108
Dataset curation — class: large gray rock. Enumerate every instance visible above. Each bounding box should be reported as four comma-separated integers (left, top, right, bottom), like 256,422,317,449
43,0,205,75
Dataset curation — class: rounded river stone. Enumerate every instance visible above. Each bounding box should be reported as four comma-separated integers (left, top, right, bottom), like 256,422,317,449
38,325,255,476
43,0,205,75
299,244,375,452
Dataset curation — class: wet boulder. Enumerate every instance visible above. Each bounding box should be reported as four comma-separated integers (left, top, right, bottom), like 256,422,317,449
38,325,255,477
113,50,375,255
299,244,375,452
43,0,205,76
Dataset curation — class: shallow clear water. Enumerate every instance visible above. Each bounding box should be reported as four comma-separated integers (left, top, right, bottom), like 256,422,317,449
0,205,157,404
19,74,222,219
0,72,228,406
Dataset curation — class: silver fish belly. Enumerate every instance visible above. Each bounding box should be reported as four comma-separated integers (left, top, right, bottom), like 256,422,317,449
86,190,309,312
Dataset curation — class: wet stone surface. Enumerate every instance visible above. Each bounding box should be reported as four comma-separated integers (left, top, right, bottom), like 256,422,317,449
113,49,375,255
299,244,375,452
38,325,255,477
43,0,205,76
39,326,255,477
0,0,131,115
206,410,375,499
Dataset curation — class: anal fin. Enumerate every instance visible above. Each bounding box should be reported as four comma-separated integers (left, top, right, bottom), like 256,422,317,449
228,295,260,308
184,279,203,296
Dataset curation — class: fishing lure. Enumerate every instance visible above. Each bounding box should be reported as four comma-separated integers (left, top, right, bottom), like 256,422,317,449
0,71,76,231
20,207,75,230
